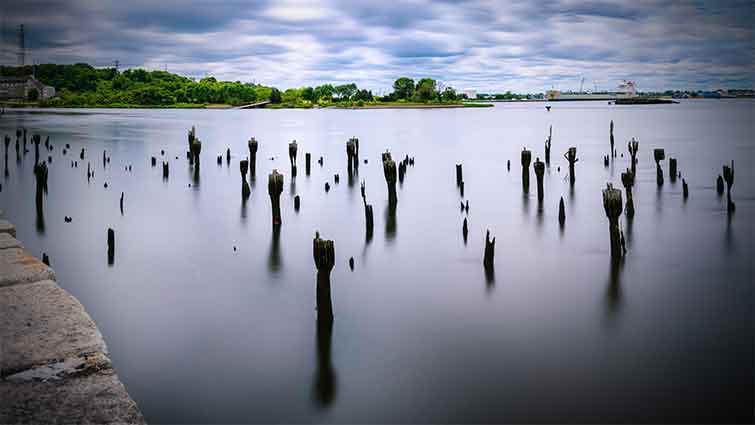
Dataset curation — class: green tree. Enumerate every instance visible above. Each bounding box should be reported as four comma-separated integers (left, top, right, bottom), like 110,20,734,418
334,83,357,100
441,87,457,102
27,88,39,101
301,86,315,101
414,78,437,102
392,77,415,100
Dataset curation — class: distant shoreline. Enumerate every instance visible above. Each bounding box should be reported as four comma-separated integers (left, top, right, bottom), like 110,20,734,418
1,102,493,111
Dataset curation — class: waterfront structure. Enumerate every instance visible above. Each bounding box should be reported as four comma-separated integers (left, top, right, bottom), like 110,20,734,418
0,76,56,100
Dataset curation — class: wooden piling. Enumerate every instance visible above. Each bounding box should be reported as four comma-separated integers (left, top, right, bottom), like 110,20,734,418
558,197,565,226
107,228,115,265
305,152,311,176
383,152,397,206
669,157,677,182
240,159,250,199
628,138,639,176
462,217,468,244
120,192,124,215
722,161,735,212
162,161,169,179
534,157,545,202
682,178,689,199
483,230,495,269
716,174,724,195
602,183,624,259
289,140,298,171
610,120,615,158
521,149,531,192
248,138,258,178
294,195,301,211
653,148,665,186
545,126,552,165
313,232,335,324
564,147,577,186
455,163,463,186
621,168,635,218
268,169,284,226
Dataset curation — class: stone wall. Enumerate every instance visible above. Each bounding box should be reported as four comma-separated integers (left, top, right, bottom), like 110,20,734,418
0,216,145,424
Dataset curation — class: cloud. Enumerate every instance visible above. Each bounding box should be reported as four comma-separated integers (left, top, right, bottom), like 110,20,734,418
0,0,752,92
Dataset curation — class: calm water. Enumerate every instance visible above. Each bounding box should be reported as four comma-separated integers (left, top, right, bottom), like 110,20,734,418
1,101,753,423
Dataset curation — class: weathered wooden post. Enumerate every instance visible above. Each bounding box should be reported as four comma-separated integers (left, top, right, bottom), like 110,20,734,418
682,178,689,200
226,147,231,165
621,168,635,218
455,163,463,186
107,228,115,265
603,155,609,167
398,160,406,184
545,125,552,165
248,137,258,179
602,183,624,260
716,174,724,195
294,195,301,211
240,159,250,200
289,140,298,177
483,230,495,269
42,253,50,266
365,203,374,240
34,162,48,215
120,192,124,215
162,161,169,179
305,152,311,176
268,169,284,226
628,138,638,175
313,232,335,324
669,157,677,182
383,152,397,206
462,217,468,244
610,120,615,158
521,149,531,192
558,197,565,226
507,160,510,171
653,148,665,186
33,134,41,164
564,147,577,186
534,157,545,202
722,161,735,212
346,138,357,176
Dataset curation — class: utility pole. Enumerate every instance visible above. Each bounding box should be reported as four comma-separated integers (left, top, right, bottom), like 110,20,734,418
113,59,120,71
17,24,25,66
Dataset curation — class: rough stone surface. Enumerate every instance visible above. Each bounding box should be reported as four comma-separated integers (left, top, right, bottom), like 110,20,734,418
0,280,106,374
0,233,22,250
0,219,16,237
0,368,145,424
0,248,56,287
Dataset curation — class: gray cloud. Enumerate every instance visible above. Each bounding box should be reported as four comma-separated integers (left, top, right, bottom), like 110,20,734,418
0,0,752,92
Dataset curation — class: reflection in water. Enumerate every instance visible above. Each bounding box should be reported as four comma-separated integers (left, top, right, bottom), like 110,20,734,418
521,192,530,216
604,258,624,327
385,201,396,242
724,212,736,254
484,266,495,291
625,215,634,246
268,225,282,274
35,206,45,235
289,178,296,198
240,197,248,221
312,318,337,407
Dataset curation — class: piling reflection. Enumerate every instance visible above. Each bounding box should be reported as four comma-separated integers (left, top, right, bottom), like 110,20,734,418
268,225,282,274
312,318,337,407
484,265,495,291
385,201,397,241
604,258,624,326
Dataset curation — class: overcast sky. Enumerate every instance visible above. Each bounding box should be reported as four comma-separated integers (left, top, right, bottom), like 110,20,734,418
1,0,753,93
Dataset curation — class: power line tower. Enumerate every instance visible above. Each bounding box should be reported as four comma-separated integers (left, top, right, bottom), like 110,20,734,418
113,59,120,71
17,24,25,66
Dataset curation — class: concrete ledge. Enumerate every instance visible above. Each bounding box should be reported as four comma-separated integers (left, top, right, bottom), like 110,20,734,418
0,219,16,237
0,368,145,424
0,233,23,250
0,247,56,287
0,280,107,375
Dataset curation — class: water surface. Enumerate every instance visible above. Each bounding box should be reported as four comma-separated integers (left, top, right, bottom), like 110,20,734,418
1,101,753,423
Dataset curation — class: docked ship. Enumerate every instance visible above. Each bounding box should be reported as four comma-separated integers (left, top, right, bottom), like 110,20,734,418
546,80,676,104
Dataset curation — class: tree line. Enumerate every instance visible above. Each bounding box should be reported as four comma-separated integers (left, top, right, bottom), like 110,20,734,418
0,64,466,107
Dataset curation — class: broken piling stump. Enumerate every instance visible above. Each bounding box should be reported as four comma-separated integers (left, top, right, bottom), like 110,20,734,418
120,192,124,215
162,161,169,179
268,170,284,226
462,218,468,244
610,120,615,158
602,183,624,260
483,230,495,269
289,140,298,177
521,149,531,192
305,152,311,176
240,159,250,200
621,168,635,218
383,152,397,206
248,138,258,179
107,228,115,265
558,197,565,226
722,161,735,212
534,157,545,202
716,174,724,195
455,163,463,186
653,148,665,186
313,232,335,324
682,178,689,200
628,138,639,175
294,195,301,211
564,147,578,186
669,157,677,182
545,126,552,165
